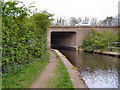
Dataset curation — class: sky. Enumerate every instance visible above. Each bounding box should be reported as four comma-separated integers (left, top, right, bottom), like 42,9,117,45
5,0,120,20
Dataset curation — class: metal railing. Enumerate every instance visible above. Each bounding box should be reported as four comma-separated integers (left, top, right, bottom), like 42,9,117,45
108,42,120,51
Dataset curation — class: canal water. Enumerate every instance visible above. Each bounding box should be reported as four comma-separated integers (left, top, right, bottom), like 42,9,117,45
58,48,119,88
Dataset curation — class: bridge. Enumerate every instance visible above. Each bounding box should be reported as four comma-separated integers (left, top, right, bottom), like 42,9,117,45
47,26,118,49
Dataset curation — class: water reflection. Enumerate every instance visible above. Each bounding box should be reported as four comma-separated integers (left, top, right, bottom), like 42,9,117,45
59,49,119,88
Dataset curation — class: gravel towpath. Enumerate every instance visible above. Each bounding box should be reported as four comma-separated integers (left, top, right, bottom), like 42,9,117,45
31,49,88,88
31,50,58,88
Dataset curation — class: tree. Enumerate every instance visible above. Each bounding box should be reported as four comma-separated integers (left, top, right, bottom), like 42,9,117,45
55,17,67,26
32,11,53,55
90,17,98,26
69,17,78,26
83,17,89,23
103,17,115,26
78,17,82,24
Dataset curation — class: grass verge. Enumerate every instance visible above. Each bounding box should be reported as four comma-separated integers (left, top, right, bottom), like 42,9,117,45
2,52,50,88
47,51,74,88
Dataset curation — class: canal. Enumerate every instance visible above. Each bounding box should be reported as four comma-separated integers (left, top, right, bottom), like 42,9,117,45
57,48,119,88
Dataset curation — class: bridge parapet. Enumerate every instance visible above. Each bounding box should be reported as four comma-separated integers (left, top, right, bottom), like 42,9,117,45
50,26,118,28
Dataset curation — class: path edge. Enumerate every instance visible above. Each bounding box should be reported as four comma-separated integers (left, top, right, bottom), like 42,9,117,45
53,49,89,88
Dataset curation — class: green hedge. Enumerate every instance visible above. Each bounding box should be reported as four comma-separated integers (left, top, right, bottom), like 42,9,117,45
2,1,53,73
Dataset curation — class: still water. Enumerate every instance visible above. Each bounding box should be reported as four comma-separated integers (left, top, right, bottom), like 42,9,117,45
59,48,119,88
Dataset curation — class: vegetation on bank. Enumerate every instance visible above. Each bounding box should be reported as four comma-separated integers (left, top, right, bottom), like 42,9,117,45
47,51,74,88
2,52,49,88
2,0,53,88
79,29,120,52
2,0,53,73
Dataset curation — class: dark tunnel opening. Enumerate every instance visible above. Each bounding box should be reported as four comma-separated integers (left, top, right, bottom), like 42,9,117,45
51,32,76,49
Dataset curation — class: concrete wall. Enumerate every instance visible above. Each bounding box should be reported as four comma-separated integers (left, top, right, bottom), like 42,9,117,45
47,26,118,49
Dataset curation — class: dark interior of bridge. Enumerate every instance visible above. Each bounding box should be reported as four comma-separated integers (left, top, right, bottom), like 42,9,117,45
51,32,76,49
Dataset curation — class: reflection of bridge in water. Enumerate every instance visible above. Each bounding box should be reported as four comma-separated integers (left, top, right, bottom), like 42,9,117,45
47,26,118,49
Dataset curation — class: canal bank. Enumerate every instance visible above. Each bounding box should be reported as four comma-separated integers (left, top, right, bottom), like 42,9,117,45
54,45,120,58
93,50,120,58
53,49,88,88
77,49,120,58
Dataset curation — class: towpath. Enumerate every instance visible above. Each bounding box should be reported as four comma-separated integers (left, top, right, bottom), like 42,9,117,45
31,49,88,88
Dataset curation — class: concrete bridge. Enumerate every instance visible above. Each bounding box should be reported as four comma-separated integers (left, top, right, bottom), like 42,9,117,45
47,26,118,49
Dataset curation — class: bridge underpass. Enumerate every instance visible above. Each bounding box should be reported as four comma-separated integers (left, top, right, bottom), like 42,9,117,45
51,32,76,49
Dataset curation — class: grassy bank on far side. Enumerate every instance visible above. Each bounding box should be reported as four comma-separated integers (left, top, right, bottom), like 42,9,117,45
47,51,74,88
2,52,50,88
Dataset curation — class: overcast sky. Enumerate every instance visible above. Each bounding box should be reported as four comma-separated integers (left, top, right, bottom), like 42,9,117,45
5,0,119,20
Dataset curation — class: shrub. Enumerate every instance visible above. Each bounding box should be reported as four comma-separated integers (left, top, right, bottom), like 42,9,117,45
81,29,118,52
2,1,53,73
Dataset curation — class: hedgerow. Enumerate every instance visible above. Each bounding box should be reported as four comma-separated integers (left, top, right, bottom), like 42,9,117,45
1,1,53,74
